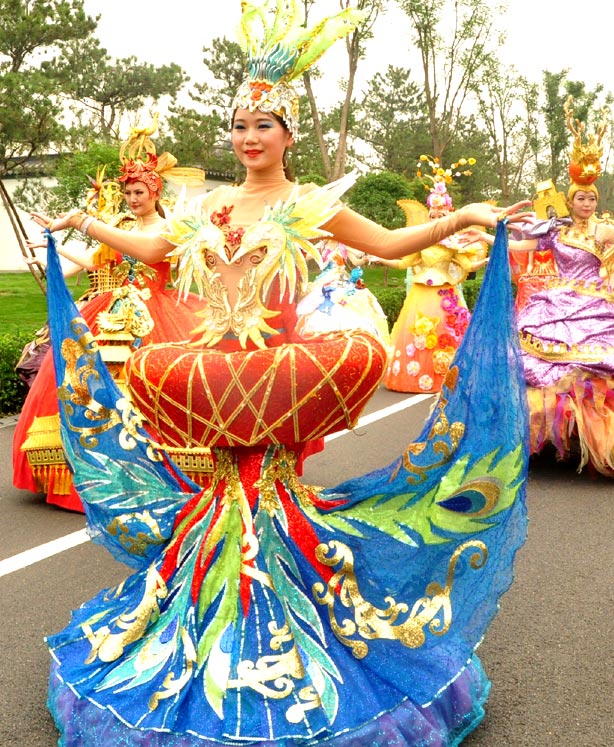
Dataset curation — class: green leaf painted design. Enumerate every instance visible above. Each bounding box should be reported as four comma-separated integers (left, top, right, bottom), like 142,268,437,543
303,445,525,547
256,506,341,721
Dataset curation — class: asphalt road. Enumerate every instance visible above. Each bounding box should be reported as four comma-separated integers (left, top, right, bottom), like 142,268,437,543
1,388,613,747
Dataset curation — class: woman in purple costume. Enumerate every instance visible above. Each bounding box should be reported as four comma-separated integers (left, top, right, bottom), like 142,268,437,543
513,98,614,474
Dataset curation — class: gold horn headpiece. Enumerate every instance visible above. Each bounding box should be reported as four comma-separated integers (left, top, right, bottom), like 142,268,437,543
564,96,609,198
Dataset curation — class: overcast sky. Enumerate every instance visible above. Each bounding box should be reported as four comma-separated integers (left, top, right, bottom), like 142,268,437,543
83,0,605,115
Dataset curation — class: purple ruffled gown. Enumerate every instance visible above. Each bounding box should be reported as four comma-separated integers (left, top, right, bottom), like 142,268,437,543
516,221,614,473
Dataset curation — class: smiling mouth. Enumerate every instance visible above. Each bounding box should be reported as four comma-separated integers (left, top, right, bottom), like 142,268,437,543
245,150,262,157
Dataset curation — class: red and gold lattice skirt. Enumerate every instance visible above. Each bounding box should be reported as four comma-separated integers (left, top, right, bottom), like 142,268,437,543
126,332,387,449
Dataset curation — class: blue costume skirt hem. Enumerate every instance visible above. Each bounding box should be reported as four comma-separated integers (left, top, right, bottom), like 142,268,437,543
48,655,490,747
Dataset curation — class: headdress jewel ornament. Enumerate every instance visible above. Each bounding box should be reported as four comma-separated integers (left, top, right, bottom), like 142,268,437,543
118,113,206,194
417,154,476,211
232,0,366,137
564,95,609,187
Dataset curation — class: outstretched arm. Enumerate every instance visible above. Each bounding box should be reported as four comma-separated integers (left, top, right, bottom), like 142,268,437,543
25,239,94,277
31,209,173,264
323,201,532,260
458,228,538,254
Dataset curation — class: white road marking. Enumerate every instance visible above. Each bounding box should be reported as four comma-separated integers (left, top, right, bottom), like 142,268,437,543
2,394,432,577
0,529,90,578
324,393,433,441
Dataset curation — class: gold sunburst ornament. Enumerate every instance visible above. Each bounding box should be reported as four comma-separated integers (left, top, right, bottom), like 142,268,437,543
564,95,609,199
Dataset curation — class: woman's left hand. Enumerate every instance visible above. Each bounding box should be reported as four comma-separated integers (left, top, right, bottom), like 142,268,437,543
460,201,533,229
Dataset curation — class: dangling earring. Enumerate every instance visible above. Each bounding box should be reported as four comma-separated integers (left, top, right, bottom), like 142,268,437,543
282,150,289,168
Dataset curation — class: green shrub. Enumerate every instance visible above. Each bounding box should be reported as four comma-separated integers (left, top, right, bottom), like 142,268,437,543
462,277,482,311
371,286,406,330
0,331,35,417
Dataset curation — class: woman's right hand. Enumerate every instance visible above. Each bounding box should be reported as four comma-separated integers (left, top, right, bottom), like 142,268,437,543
30,209,86,233
457,228,490,245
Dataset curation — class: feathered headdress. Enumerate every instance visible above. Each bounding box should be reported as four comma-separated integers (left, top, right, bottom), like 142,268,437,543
564,95,609,198
417,154,476,212
231,0,365,137
118,113,206,194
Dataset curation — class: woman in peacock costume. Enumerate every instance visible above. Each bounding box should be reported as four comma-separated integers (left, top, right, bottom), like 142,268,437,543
37,2,529,744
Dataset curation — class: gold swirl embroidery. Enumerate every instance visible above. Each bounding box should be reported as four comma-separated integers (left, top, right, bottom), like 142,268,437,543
113,259,158,286
188,265,279,349
227,622,305,699
96,284,155,339
116,397,163,460
148,627,197,711
534,274,614,302
396,369,465,484
255,447,315,514
520,329,614,363
558,225,603,259
106,511,166,556
58,323,164,461
83,565,167,663
313,539,487,657
59,333,122,448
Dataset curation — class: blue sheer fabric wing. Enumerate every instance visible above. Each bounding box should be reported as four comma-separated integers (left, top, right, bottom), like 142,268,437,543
43,220,528,744
44,230,199,569
309,219,529,705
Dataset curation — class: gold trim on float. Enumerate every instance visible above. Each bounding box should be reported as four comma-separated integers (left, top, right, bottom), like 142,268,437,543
519,330,614,363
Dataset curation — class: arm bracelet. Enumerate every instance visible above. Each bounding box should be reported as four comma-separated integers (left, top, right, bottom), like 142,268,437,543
78,216,96,235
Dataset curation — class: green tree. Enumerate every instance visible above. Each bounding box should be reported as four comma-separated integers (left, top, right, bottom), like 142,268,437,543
192,37,245,113
13,141,121,214
443,116,501,203
0,0,97,175
302,0,385,181
346,171,420,228
55,38,188,139
291,101,355,181
398,0,500,160
161,38,246,181
355,65,431,176
474,58,540,202
159,106,238,179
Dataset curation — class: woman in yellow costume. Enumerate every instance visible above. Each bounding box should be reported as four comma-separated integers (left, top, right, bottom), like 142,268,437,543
383,158,488,393
35,1,530,744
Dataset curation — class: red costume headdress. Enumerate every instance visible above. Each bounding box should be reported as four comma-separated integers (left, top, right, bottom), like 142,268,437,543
118,113,205,196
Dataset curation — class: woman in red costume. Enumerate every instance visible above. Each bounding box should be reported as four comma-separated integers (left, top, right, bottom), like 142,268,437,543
13,128,205,512
36,2,530,745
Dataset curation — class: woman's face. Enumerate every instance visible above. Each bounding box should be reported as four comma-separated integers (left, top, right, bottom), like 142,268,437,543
429,208,449,220
231,108,294,172
571,190,598,221
124,181,157,218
